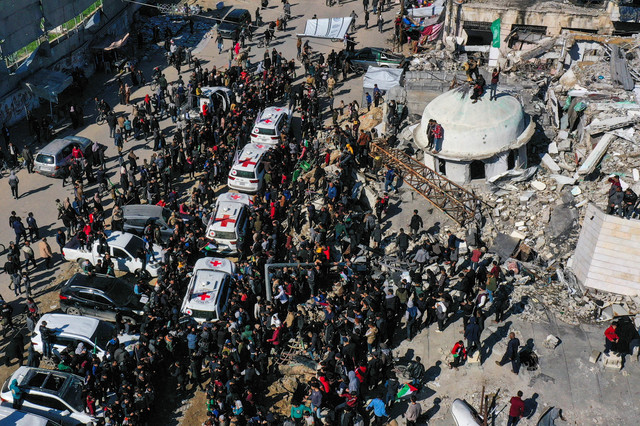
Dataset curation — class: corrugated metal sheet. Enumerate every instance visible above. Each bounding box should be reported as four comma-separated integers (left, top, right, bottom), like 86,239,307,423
0,0,43,54
574,203,640,296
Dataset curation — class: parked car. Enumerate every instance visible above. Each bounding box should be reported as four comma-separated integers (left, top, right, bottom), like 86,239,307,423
250,106,292,145
218,9,251,39
31,313,139,360
180,86,235,122
0,406,61,426
62,231,164,277
227,143,271,193
122,204,187,242
33,136,92,177
180,257,236,323
59,273,147,324
344,47,407,72
205,192,252,255
1,367,95,425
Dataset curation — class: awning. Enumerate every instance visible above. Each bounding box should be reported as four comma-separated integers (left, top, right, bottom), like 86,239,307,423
363,66,404,91
406,1,445,17
84,10,102,31
297,17,352,40
14,44,42,75
23,69,73,103
91,32,130,51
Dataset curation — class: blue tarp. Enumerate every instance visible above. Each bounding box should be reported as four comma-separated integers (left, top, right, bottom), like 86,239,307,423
14,44,41,75
85,10,102,31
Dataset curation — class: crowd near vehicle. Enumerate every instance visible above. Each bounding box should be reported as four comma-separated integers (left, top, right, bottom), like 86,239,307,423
1,367,96,425
59,273,147,324
62,231,164,277
122,204,188,242
31,314,139,360
227,143,271,193
33,137,92,177
180,257,236,323
205,192,252,255
250,106,292,144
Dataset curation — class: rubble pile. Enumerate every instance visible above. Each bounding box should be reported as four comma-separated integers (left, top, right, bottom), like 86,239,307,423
138,15,214,49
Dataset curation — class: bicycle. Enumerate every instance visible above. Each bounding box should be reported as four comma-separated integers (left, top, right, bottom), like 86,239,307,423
96,111,107,125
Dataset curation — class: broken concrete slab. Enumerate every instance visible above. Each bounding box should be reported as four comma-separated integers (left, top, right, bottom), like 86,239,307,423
602,353,623,369
589,350,601,364
550,174,576,188
490,233,521,259
544,334,560,349
585,116,639,135
571,186,582,196
520,191,536,204
577,134,616,176
558,138,572,152
612,304,630,317
548,142,559,154
540,153,562,173
531,180,547,191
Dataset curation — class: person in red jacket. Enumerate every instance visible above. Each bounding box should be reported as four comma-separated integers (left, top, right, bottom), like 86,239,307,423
449,340,467,370
507,391,525,426
604,322,619,355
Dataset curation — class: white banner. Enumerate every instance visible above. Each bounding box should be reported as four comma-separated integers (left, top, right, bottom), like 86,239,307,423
298,17,353,40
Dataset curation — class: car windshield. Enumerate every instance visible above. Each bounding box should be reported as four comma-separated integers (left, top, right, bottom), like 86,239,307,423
212,230,237,240
61,378,85,412
124,236,145,256
188,308,218,321
228,13,245,23
35,154,54,164
107,280,138,307
90,320,115,351
234,170,255,179
256,127,276,135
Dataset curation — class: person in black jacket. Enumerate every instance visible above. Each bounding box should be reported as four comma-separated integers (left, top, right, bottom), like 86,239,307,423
396,228,409,260
409,209,423,238
496,332,520,373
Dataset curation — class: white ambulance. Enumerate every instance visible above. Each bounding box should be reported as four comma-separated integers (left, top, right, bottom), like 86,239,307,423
205,192,252,255
228,143,271,193
180,257,236,323
250,106,292,144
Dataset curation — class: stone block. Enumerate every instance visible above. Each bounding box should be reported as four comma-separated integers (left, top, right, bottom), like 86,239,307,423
548,142,559,154
467,351,481,364
558,138,572,152
589,350,601,364
602,353,622,369
531,181,547,191
544,334,560,349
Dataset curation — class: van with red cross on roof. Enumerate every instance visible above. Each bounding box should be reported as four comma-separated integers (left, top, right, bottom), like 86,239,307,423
228,143,271,193
250,106,292,145
205,192,252,255
180,257,236,323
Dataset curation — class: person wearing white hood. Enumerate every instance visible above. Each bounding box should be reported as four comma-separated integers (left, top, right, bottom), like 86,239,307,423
404,299,422,341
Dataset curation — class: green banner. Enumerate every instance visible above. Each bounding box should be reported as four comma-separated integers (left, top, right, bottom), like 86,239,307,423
491,18,501,48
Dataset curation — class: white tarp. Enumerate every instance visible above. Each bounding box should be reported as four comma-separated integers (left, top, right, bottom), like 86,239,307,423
363,66,404,91
298,17,353,40
406,1,445,17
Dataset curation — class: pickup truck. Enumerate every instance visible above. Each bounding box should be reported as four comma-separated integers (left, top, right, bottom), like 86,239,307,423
62,231,164,277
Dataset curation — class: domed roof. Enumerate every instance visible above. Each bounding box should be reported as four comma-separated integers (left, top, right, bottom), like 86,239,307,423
413,87,534,161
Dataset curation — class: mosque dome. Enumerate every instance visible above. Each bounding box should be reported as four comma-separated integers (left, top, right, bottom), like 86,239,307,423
413,87,534,161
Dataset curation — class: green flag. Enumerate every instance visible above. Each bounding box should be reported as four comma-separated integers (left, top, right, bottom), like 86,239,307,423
491,18,501,48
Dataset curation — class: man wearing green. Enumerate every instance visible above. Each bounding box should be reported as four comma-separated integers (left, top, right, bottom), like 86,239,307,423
291,402,312,421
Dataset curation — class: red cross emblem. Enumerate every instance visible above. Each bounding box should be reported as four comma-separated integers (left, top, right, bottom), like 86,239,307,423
216,215,236,227
262,119,272,124
210,260,223,267
198,293,211,301
239,158,257,167
255,145,265,149
230,194,242,200
275,108,282,111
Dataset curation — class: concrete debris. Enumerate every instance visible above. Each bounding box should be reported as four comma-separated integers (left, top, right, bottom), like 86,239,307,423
530,180,547,191
544,335,560,349
590,350,601,364
602,353,623,370
577,134,617,176
540,153,561,173
546,204,579,240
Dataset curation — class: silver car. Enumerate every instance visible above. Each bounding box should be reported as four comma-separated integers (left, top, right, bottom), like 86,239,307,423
33,136,92,177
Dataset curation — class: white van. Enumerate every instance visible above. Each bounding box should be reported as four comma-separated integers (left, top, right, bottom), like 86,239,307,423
205,192,252,255
250,106,292,144
228,143,271,193
0,406,61,426
181,257,236,323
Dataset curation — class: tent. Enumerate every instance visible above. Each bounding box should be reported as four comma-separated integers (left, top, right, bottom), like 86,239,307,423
298,17,353,40
363,66,405,91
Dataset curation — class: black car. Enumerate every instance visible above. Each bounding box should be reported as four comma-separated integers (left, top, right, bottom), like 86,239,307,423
59,273,147,324
218,8,251,39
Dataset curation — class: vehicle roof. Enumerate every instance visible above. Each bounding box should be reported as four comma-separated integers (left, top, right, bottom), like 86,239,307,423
122,204,165,216
200,86,233,97
232,144,270,171
255,107,291,129
64,273,121,292
209,201,245,232
104,230,136,246
184,269,227,311
10,366,81,391
0,406,55,426
37,137,91,155
193,257,236,275
217,192,252,206
35,313,100,337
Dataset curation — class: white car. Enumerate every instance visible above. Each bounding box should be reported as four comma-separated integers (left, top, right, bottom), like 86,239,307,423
31,314,138,360
181,257,236,323
250,106,292,144
0,406,61,426
206,192,252,255
227,143,271,193
1,367,95,425
62,231,164,277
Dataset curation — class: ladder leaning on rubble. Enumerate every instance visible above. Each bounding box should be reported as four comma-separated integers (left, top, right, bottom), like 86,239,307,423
370,141,488,226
